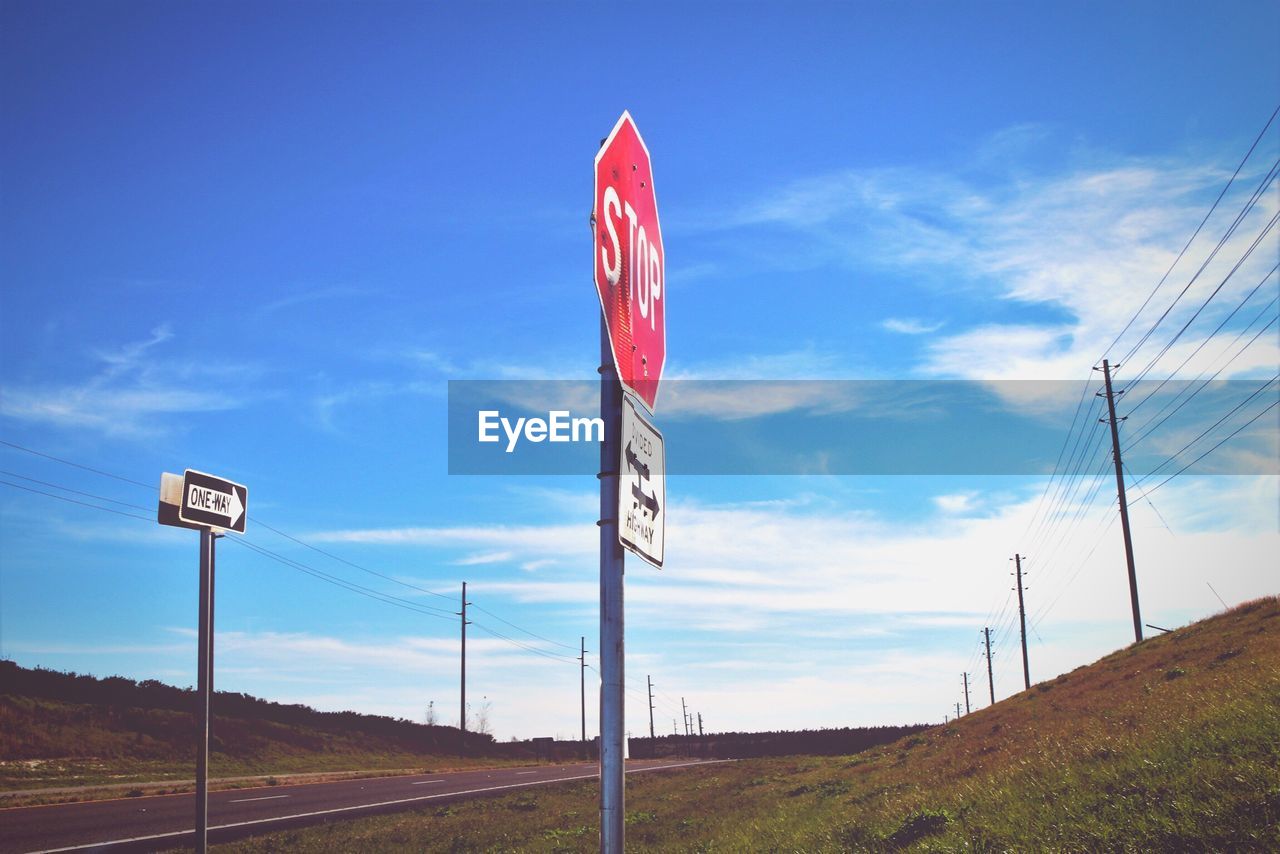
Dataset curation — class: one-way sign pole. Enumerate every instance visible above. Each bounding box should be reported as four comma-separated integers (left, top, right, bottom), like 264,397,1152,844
598,316,625,854
158,469,246,854
195,526,214,853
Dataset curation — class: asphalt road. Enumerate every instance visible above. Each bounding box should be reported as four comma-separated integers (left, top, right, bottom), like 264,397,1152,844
0,759,725,853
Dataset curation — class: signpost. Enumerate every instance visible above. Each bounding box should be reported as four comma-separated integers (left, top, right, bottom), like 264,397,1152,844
158,469,247,854
592,110,666,854
619,397,665,568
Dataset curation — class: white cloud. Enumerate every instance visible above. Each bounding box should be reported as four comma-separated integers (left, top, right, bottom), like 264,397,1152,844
882,317,945,335
305,477,1278,637
933,492,979,514
703,136,1278,392
453,551,514,566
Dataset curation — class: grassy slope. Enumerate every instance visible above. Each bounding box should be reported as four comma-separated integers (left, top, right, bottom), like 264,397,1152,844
216,596,1280,852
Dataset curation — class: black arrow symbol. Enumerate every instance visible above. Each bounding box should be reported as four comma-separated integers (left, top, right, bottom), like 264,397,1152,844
632,481,660,517
624,441,650,480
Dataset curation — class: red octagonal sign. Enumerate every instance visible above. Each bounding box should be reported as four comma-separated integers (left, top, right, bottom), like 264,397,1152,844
594,111,665,413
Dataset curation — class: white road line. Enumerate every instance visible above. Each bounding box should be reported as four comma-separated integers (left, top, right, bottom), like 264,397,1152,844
410,780,445,785
35,760,736,853
228,795,290,803
515,771,537,775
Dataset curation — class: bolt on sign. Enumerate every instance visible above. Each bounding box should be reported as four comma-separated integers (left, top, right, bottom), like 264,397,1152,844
593,110,665,413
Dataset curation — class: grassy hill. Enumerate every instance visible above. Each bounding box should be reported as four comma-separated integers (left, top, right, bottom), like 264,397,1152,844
217,596,1280,852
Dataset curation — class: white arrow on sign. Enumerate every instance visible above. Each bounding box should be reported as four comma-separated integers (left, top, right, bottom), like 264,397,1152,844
186,482,245,528
185,481,244,527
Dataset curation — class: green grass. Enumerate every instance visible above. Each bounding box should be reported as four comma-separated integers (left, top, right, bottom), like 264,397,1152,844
209,596,1280,852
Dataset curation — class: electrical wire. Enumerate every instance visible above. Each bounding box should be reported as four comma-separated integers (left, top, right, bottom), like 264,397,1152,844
1139,399,1279,496
470,603,581,652
0,442,589,666
1121,262,1277,420
0,477,155,523
1131,375,1278,488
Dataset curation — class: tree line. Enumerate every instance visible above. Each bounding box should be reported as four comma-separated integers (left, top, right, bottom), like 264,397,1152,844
0,660,494,753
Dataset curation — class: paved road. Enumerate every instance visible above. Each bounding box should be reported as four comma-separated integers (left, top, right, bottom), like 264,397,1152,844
0,759,726,852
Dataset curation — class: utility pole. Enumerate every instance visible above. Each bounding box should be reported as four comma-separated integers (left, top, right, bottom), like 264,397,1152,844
955,701,961,719
962,672,970,715
673,719,678,735
983,627,995,706
459,582,471,751
1097,358,1143,644
580,636,588,743
646,675,655,739
697,712,703,737
1013,555,1030,690
681,697,689,736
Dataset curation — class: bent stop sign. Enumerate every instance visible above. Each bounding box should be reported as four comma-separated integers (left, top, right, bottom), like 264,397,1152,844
593,111,665,412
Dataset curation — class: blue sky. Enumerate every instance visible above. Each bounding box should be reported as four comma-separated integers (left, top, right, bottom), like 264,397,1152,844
1,1,1278,739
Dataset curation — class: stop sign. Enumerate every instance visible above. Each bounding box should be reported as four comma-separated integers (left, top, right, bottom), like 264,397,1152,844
593,111,665,412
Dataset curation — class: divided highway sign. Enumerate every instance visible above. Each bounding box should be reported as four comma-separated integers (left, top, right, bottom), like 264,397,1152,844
619,395,665,567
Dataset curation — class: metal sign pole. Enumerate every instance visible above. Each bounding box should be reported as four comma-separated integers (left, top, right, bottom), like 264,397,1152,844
598,317,625,853
195,527,215,853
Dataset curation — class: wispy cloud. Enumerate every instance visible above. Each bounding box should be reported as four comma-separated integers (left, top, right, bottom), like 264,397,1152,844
882,317,945,335
0,325,251,438
453,551,514,566
696,132,1278,391
304,478,1279,635
933,492,980,515
254,285,372,317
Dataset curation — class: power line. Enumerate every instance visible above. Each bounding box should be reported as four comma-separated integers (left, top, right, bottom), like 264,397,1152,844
1131,375,1279,488
469,620,578,664
0,439,582,664
0,469,154,512
1115,151,1280,368
1121,205,1279,389
470,603,580,652
1122,263,1277,421
1019,110,1280,624
1101,101,1280,362
1138,398,1279,496
249,517,458,603
230,538,458,620
0,439,157,490
1123,313,1279,454
0,477,155,523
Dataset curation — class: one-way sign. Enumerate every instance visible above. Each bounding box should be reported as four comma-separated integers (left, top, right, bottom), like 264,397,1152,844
619,396,664,567
178,469,248,534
